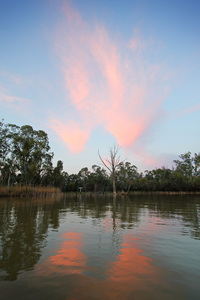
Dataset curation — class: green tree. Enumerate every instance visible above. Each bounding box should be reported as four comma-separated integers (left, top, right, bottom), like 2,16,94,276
0,122,54,186
78,167,90,191
193,153,200,177
0,121,18,186
66,174,82,192
173,152,193,177
53,160,68,190
172,152,200,190
12,125,53,185
116,162,139,193
89,165,109,192
0,120,9,165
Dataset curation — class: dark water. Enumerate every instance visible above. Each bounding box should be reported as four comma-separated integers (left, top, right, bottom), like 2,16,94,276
0,194,200,300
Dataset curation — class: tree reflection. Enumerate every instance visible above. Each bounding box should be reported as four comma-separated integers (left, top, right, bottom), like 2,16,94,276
0,198,62,281
144,195,200,240
0,194,199,283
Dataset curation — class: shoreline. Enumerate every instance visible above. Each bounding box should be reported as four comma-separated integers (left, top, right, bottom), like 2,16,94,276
1,186,200,198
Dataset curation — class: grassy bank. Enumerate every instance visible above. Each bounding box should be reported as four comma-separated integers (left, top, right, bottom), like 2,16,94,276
0,186,61,198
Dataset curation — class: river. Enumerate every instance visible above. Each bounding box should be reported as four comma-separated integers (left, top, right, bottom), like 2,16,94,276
0,194,200,299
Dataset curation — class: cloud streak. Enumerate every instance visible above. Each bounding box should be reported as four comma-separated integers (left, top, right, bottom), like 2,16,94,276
0,91,31,112
174,102,200,118
50,1,170,154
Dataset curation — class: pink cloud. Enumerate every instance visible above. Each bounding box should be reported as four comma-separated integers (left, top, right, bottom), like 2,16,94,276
88,26,124,105
49,119,90,153
64,59,91,110
51,1,169,154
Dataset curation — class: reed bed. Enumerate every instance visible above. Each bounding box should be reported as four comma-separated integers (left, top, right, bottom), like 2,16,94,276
0,185,61,198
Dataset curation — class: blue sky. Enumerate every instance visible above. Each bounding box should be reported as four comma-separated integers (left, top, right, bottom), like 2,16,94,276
1,0,200,174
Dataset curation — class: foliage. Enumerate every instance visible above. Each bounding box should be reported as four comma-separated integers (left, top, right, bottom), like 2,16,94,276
1,120,200,193
0,120,54,187
116,162,139,193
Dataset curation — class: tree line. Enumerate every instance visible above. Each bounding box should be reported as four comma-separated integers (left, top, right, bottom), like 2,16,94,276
1,120,200,193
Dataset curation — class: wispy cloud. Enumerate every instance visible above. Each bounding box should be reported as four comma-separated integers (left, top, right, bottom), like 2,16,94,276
0,71,31,113
0,71,24,85
49,119,90,153
0,90,31,113
51,1,170,155
174,102,200,118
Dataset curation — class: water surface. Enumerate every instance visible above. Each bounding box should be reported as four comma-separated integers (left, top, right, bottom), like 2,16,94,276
0,194,200,299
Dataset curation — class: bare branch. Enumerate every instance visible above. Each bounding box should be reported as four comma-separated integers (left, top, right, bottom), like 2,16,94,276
98,150,112,173
98,144,122,194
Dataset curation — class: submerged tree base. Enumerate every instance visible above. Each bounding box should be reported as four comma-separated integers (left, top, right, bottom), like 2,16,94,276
0,186,61,198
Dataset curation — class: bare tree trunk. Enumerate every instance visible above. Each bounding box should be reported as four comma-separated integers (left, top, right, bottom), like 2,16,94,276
112,173,116,194
7,172,11,187
98,145,121,194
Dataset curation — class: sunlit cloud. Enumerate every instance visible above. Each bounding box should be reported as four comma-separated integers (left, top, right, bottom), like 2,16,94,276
49,119,90,153
51,1,170,155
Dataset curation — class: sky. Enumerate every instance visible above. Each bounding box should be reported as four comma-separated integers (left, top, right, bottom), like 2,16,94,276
1,0,200,174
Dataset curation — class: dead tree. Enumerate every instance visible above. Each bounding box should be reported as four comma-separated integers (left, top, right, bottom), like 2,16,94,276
98,145,121,194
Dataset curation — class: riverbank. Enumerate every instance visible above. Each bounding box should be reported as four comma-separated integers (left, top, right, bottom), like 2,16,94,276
63,190,200,197
1,187,200,198
0,186,61,198
122,191,200,195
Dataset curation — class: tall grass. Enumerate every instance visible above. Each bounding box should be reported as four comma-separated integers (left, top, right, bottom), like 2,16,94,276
0,185,61,198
